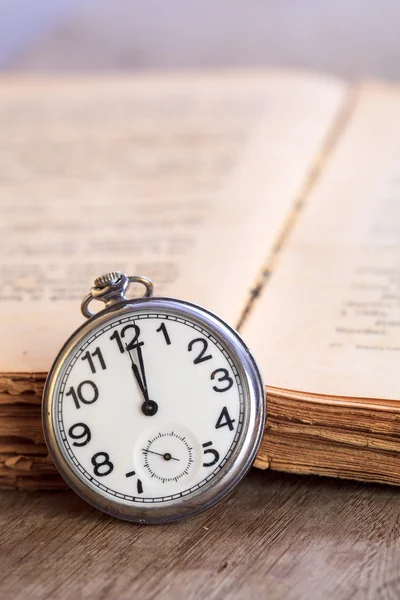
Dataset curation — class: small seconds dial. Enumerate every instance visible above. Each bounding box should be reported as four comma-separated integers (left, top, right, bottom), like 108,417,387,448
54,311,245,504
138,427,198,484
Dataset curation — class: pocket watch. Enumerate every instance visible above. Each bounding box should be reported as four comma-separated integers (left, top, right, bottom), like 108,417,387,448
42,272,266,523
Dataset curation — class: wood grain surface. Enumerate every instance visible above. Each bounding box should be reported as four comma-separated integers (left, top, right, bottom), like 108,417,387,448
1,469,400,600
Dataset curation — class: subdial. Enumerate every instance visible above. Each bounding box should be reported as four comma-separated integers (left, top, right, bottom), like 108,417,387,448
138,427,201,484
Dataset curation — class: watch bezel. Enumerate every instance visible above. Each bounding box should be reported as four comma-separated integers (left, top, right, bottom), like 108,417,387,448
42,296,266,523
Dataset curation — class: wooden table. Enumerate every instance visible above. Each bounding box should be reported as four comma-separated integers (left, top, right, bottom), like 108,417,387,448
1,469,399,599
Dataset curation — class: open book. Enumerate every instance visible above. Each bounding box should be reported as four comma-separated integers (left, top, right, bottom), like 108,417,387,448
1,71,399,489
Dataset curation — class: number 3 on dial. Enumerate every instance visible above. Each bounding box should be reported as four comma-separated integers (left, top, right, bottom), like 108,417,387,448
211,368,233,392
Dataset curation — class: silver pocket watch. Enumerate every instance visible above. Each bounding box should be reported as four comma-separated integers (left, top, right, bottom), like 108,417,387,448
42,272,266,523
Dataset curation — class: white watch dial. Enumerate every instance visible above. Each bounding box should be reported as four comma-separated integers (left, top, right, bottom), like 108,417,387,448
53,311,246,504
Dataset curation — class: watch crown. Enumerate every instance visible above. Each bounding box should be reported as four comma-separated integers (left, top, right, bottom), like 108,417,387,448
94,271,123,289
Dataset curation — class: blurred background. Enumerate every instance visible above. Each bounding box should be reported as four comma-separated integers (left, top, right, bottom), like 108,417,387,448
1,0,400,79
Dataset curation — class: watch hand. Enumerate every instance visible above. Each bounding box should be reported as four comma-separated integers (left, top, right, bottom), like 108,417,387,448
142,448,180,462
135,343,149,399
126,346,147,397
126,342,158,417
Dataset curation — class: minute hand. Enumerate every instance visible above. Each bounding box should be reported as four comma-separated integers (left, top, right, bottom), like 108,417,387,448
135,343,149,400
131,361,148,400
132,343,158,417
126,345,146,397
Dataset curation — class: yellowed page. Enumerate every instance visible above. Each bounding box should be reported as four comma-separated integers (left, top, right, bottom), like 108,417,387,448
0,71,345,373
244,82,400,401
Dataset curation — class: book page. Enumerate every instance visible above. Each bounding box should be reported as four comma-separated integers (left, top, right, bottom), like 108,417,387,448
243,82,400,402
0,71,345,373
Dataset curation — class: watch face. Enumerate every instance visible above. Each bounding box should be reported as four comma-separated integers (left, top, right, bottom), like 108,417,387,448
43,298,265,523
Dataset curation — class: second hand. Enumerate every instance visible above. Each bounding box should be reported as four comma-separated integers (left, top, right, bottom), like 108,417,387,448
143,448,180,462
